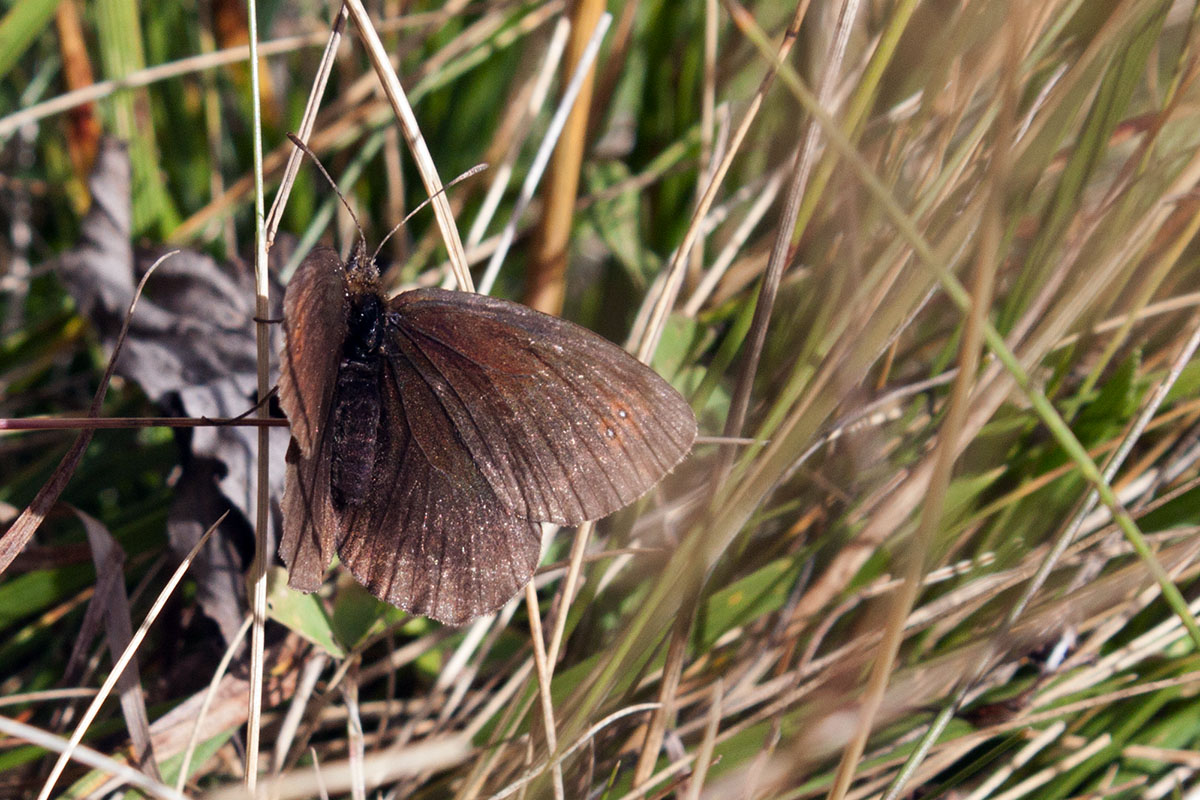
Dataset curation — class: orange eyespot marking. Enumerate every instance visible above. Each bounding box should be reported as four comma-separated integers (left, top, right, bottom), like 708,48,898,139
598,405,633,442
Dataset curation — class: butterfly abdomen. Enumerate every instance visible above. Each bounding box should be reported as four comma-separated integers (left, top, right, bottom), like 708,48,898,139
330,358,382,509
330,292,386,509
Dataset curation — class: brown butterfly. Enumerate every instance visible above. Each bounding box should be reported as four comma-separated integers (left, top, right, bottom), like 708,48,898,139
278,245,696,624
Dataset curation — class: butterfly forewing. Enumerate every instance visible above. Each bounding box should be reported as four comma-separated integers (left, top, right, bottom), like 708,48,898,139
279,249,348,451
387,288,697,525
279,249,349,591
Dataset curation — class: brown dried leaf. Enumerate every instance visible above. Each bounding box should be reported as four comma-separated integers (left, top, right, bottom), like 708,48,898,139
53,138,290,640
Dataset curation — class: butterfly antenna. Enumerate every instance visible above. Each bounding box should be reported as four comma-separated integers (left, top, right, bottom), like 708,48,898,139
286,133,368,252
371,163,489,263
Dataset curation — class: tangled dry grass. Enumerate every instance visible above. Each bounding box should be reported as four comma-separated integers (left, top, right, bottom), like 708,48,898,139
5,2,1200,798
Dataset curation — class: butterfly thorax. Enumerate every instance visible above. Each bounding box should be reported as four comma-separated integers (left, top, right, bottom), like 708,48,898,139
344,290,384,358
330,289,386,509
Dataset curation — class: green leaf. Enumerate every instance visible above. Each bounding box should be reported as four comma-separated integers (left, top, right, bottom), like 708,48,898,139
583,161,661,288
697,558,794,650
155,727,235,791
331,579,405,650
266,568,345,658
1164,359,1200,406
0,0,58,81
1072,351,1141,446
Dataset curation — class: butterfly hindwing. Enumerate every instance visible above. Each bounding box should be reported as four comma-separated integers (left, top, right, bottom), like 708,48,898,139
335,356,542,625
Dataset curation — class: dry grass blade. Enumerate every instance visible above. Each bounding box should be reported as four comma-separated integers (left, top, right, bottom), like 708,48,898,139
208,736,473,800
681,679,721,800
479,12,613,296
341,0,471,291
0,716,187,800
73,507,160,781
466,17,570,253
523,0,606,313
272,651,329,777
524,582,563,800
35,511,226,800
633,0,809,364
632,610,689,786
962,721,1067,800
989,733,1112,800
0,250,175,575
832,13,1017,800
342,665,366,800
482,704,662,800
264,4,349,249
175,614,253,792
15,2,1200,798
244,0,272,784
719,0,846,458
0,19,441,139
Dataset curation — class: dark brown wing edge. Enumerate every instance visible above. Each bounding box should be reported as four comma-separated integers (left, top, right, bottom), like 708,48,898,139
387,288,697,525
335,355,543,625
278,247,349,591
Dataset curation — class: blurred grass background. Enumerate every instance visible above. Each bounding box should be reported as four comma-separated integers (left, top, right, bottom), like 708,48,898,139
6,0,1200,798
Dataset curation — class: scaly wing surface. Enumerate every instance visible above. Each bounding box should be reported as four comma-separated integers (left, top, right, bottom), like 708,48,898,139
386,288,697,525
278,248,349,590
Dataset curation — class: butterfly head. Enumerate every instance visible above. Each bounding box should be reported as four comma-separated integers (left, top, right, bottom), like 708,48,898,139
345,239,382,291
